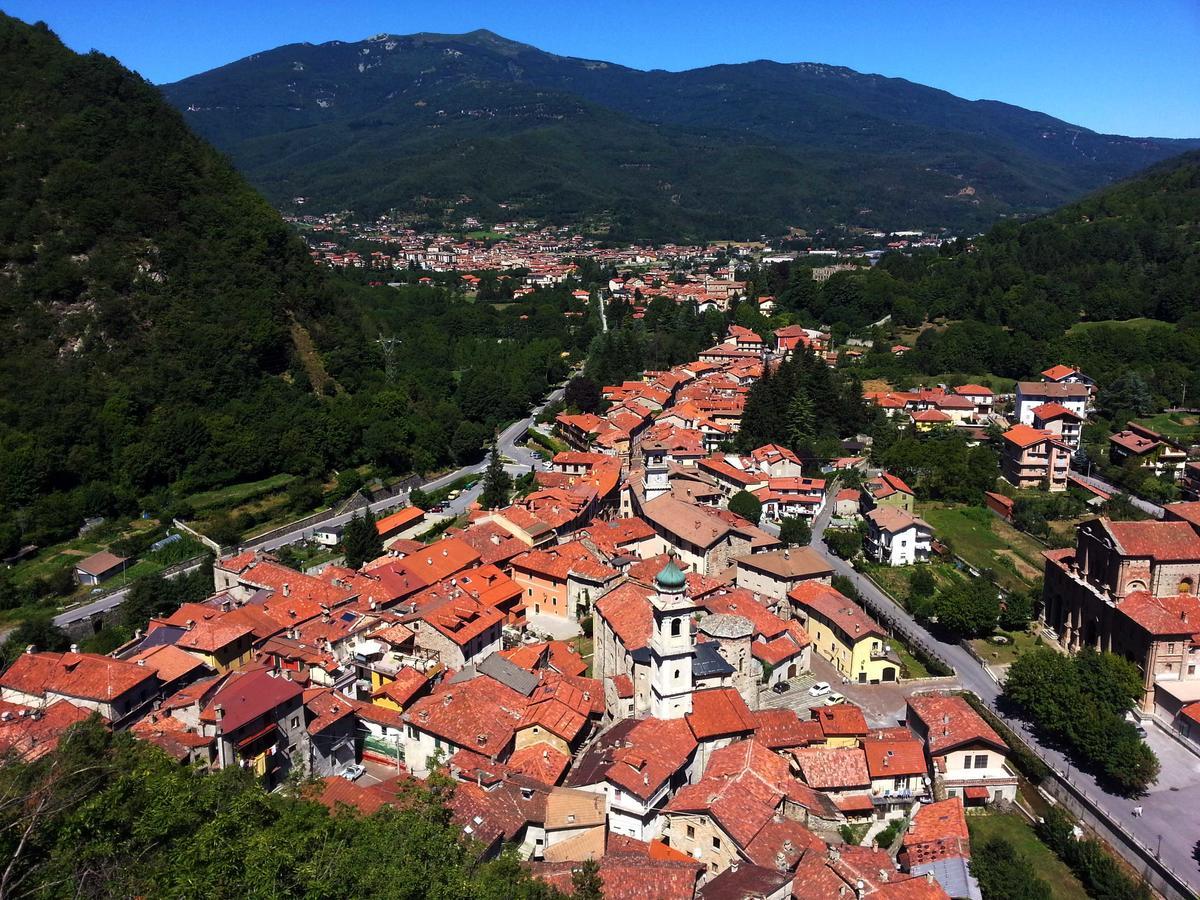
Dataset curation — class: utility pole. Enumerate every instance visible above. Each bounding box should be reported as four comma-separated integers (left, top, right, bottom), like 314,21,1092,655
375,332,400,383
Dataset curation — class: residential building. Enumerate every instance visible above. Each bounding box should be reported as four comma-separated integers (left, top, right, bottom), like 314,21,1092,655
732,548,833,601
906,694,1017,804
1000,424,1071,492
864,507,933,566
1109,423,1187,480
788,583,900,683
1013,381,1088,426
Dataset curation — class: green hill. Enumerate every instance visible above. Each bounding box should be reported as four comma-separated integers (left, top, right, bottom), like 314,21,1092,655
160,30,1199,239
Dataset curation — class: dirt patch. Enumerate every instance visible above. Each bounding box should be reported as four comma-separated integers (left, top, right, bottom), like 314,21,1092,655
994,548,1040,581
290,319,343,396
862,378,894,392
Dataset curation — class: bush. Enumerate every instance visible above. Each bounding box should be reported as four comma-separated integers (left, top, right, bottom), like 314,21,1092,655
728,490,762,525
779,516,812,546
825,528,862,559
1036,807,1151,900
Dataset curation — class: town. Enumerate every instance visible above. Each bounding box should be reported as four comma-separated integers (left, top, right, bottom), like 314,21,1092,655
4,308,1196,900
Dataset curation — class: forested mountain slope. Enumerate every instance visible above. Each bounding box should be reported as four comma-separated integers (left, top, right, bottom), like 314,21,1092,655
161,30,1198,238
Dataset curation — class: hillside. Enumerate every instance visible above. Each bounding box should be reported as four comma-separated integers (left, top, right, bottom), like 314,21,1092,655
0,14,353,547
161,30,1199,238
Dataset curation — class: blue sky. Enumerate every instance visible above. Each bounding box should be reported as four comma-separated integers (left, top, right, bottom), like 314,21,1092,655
8,0,1199,137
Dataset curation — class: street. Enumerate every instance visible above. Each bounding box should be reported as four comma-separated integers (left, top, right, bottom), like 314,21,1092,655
807,494,1200,891
1070,467,1164,519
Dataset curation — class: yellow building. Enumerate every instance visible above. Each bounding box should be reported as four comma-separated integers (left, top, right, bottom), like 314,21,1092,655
788,583,899,684
176,621,254,674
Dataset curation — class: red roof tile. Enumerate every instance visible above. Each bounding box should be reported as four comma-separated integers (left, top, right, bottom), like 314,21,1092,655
907,694,1006,756
686,687,757,740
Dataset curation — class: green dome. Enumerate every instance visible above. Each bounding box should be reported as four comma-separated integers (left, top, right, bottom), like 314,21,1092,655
655,559,687,590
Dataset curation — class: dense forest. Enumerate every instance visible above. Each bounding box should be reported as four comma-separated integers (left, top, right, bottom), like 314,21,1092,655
0,719,563,898
0,15,598,556
160,30,1197,239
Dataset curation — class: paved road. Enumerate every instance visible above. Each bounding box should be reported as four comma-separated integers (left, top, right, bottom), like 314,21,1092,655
806,496,1200,891
1070,467,1165,519
250,383,566,553
50,384,568,631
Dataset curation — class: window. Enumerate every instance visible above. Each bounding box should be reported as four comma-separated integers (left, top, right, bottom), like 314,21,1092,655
291,716,299,728
674,668,681,680
1168,643,1177,654
686,824,695,839
712,836,721,850
963,755,972,770
974,754,988,769
671,617,682,637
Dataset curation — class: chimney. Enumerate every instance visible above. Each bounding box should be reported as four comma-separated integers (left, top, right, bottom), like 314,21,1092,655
69,644,79,654
282,583,290,597
215,704,225,721
137,659,146,667
369,599,378,611
321,604,331,623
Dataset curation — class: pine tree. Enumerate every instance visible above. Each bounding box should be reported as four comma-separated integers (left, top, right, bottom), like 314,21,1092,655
786,389,816,451
481,440,512,509
571,859,604,900
344,508,383,568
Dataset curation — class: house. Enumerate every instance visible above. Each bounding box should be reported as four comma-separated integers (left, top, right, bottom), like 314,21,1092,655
862,472,915,514
810,703,869,749
834,489,862,518
74,551,129,586
508,542,620,622
789,746,871,801
303,687,359,777
376,506,426,544
1013,381,1088,426
1040,516,1200,709
1030,402,1084,450
906,694,1017,804
634,494,781,576
952,385,994,419
900,798,980,900
0,699,93,761
788,583,900,683
401,672,530,776
313,524,344,547
864,508,933,566
1109,423,1187,480
197,666,310,789
861,733,931,814
1041,364,1095,395
999,424,1071,493
564,716,698,840
0,648,160,728
733,548,833,601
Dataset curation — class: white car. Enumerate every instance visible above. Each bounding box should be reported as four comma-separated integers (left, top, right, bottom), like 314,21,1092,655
340,763,366,781
808,681,831,698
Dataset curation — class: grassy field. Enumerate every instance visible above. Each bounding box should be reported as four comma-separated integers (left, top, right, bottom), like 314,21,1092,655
1067,317,1171,335
967,812,1089,900
919,504,1046,592
866,561,964,608
184,473,295,511
970,628,1043,667
1134,412,1200,444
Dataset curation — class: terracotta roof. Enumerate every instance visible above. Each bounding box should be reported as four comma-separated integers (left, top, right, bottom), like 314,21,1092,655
753,708,825,749
907,694,1007,756
953,384,993,396
811,703,869,738
199,666,303,732
1117,591,1200,636
1031,401,1083,421
1041,364,1078,381
376,506,425,536
75,551,127,577
902,798,970,867
544,785,607,830
862,736,928,778
0,700,92,761
595,582,654,651
788,582,886,644
1001,424,1057,449
508,742,571,786
372,667,430,708
126,644,209,684
686,687,757,740
403,676,528,757
303,687,356,735
733,548,833,580
865,506,930,534
530,855,701,900
1017,380,1088,398
0,651,157,704
565,718,696,802
790,747,870,790
175,619,252,654
1104,520,1200,561
390,537,482,583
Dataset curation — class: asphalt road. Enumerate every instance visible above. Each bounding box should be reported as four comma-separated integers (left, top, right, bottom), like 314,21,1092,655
51,384,568,632
807,495,1200,891
1070,467,1165,519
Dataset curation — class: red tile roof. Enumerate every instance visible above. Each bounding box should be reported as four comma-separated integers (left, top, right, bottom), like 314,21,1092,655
595,582,654,651
0,651,157,704
811,703,869,738
126,644,209,684
376,506,424,536
862,736,928,779
686,687,757,740
1105,520,1200,561
788,582,886,644
508,742,571,786
790,747,870,790
199,666,303,732
907,694,1007,756
403,676,528,757
0,700,92,761
1117,591,1200,636
753,708,825,749
902,797,970,867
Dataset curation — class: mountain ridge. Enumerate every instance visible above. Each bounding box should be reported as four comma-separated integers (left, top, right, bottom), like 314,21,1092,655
159,29,1199,239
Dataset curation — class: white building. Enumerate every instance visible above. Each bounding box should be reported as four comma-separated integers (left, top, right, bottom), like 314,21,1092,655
864,507,933,566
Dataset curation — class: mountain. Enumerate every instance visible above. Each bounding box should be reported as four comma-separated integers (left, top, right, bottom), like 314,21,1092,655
160,30,1199,239
0,14,353,546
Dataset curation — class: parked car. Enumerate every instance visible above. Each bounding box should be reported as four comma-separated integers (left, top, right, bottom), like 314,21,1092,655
808,681,831,698
771,681,790,694
824,693,846,706
340,763,366,781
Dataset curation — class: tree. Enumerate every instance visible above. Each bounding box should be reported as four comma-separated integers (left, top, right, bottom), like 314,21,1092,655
786,390,816,451
571,859,604,900
778,516,812,546
343,509,383,568
998,588,1034,632
909,566,936,599
564,376,602,414
728,490,762,525
970,837,1053,900
825,528,862,560
409,487,432,510
933,578,1000,637
481,441,512,510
